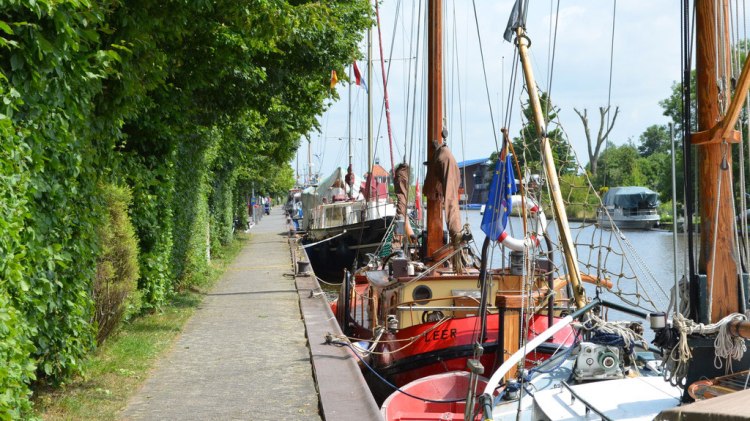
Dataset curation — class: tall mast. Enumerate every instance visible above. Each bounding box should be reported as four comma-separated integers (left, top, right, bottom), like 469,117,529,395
693,0,739,322
426,0,444,257
515,27,586,309
307,138,312,185
367,8,374,180
346,66,352,167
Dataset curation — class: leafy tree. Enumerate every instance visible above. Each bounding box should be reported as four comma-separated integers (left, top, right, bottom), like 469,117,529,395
595,143,646,187
512,92,576,175
638,124,670,157
660,71,697,138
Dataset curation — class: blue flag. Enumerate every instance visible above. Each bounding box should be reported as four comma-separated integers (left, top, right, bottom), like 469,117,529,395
481,154,517,241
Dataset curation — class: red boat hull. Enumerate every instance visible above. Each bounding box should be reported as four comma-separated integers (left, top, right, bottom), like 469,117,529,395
374,313,575,388
381,371,491,421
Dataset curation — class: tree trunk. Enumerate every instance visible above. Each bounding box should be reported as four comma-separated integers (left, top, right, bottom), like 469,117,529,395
575,106,619,176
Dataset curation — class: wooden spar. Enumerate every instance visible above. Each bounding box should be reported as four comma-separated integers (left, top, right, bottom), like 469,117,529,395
426,0,444,257
515,28,587,309
692,33,750,146
693,0,740,322
728,320,750,340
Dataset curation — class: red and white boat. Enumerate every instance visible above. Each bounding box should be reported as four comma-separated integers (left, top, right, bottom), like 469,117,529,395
380,371,493,421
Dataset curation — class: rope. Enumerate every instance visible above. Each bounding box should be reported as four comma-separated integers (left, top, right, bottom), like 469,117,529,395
544,0,560,106
387,245,467,291
327,336,481,404
708,144,726,323
742,0,750,277
328,316,453,356
573,313,646,353
470,0,499,151
715,316,747,371
663,312,748,387
374,0,396,171
316,275,342,286
450,1,470,225
605,0,617,131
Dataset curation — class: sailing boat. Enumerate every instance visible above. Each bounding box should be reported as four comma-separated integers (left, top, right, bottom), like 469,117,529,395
377,1,750,420
302,25,397,281
327,0,605,403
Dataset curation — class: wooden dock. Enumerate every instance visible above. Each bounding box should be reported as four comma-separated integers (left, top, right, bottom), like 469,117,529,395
293,236,382,420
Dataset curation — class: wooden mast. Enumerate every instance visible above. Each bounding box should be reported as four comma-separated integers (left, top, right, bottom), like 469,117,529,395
515,27,587,309
693,0,740,322
426,0,444,257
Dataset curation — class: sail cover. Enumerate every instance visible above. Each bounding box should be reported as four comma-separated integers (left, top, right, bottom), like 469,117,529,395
393,163,410,218
424,143,462,238
303,167,361,205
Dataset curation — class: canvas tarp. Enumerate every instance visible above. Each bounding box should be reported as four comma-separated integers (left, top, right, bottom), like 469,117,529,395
602,186,659,209
300,168,362,230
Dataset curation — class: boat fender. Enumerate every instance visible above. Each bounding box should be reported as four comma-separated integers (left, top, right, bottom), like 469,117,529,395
498,195,547,252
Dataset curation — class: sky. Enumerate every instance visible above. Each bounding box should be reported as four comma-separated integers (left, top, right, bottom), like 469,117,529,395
294,0,687,183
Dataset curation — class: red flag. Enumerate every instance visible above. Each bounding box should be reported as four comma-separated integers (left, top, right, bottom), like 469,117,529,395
352,61,369,93
415,180,422,221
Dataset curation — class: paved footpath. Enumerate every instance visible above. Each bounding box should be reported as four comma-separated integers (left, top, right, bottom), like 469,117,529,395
121,209,321,420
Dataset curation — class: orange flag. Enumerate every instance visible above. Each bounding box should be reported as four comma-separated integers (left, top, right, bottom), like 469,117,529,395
330,70,338,89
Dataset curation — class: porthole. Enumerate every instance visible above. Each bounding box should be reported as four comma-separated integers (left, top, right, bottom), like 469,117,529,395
412,285,432,305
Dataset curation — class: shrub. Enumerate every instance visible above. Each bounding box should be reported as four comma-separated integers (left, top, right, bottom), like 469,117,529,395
93,184,140,344
0,291,36,419
121,153,175,312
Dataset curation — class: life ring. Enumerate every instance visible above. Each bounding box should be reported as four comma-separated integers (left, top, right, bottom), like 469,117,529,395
497,195,547,252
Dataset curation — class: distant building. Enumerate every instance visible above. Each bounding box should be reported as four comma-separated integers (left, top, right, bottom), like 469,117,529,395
362,162,390,201
371,163,390,184
457,157,491,205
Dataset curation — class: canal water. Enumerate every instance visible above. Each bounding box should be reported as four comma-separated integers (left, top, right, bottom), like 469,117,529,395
463,209,689,308
462,209,692,341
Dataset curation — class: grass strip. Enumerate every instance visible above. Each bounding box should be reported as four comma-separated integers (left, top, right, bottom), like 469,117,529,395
34,235,248,421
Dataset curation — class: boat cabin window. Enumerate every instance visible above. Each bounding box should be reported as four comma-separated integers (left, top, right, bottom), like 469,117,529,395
412,285,432,305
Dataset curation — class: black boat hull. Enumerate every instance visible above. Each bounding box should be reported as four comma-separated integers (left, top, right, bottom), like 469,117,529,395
303,216,394,282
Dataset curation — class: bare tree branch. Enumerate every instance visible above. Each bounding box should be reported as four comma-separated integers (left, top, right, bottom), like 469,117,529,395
576,105,619,175
574,107,594,170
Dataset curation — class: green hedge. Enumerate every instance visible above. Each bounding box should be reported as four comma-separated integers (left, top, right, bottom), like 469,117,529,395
121,153,175,311
0,0,372,414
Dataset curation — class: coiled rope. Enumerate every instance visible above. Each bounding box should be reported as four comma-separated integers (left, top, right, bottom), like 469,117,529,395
663,312,748,387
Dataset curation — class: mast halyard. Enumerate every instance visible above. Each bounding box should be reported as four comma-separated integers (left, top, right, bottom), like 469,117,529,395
514,27,587,309
426,0,445,257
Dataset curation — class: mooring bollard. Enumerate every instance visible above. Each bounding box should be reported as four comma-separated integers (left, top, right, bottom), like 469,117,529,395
296,260,311,276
